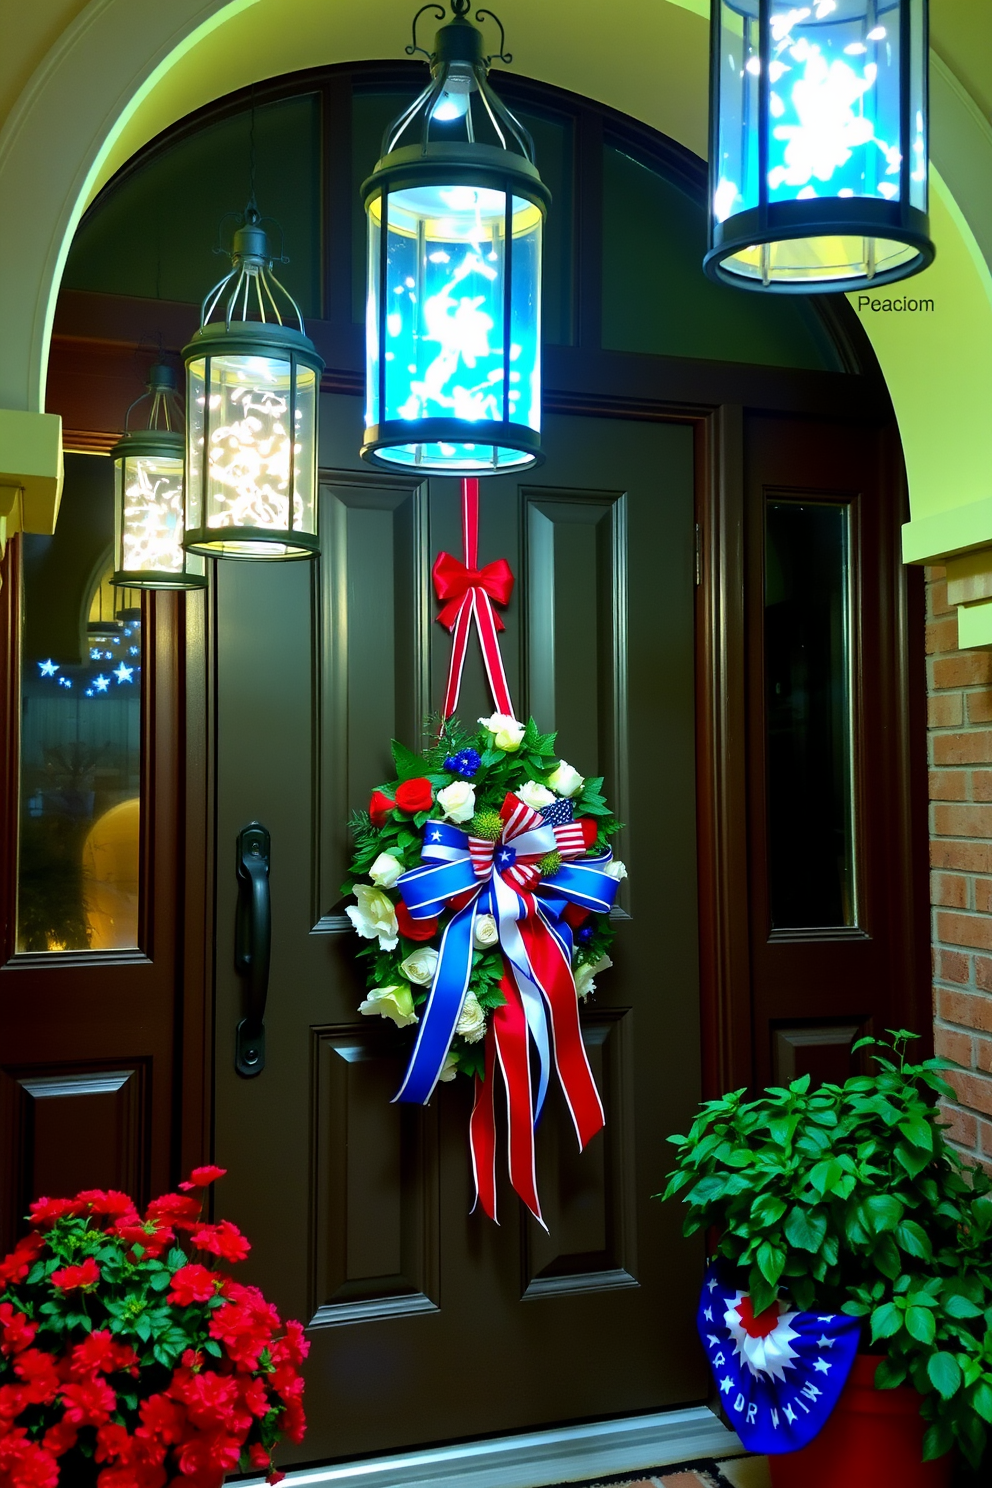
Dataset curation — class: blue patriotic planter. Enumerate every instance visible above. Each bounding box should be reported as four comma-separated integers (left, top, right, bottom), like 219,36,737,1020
698,1266,860,1455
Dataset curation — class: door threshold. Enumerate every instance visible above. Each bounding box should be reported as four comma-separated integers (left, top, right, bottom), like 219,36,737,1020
247,1407,744,1488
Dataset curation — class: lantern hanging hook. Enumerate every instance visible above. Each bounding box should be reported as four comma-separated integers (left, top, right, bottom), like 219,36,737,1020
406,3,446,59
475,9,511,65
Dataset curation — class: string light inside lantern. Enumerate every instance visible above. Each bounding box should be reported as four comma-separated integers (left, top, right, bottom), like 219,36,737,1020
110,364,207,591
361,0,549,474
705,0,933,291
183,205,324,559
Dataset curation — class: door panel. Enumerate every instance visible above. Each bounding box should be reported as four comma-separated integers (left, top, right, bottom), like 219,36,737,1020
210,397,704,1461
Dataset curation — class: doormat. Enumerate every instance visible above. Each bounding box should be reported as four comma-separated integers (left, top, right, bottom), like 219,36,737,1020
536,1457,761,1488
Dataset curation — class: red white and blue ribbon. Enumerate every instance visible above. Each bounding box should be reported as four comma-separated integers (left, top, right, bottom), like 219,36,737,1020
395,795,618,1225
433,478,515,720
697,1266,860,1454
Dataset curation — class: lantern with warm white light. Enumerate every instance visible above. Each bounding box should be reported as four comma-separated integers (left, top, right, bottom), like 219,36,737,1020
183,207,324,559
110,365,207,591
361,0,549,473
705,0,933,292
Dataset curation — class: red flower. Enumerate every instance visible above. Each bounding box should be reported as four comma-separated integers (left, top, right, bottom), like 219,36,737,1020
136,1393,185,1446
239,1377,269,1418
279,1395,306,1444
276,1319,309,1367
396,901,438,942
369,790,395,827
0,1233,45,1287
113,1218,174,1259
175,1428,242,1483
249,1445,271,1471
145,1192,202,1230
51,1256,100,1291
96,1423,134,1463
268,1474,286,1486
76,1189,136,1219
13,1350,60,1406
168,1265,219,1307
189,1220,250,1263
61,1376,117,1426
69,1329,137,1378
0,1431,59,1488
42,1421,78,1457
394,778,433,814
28,1197,83,1228
178,1166,226,1193
576,816,599,850
0,1303,37,1356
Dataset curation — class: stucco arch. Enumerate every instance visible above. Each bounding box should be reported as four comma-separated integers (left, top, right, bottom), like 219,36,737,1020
2,0,991,585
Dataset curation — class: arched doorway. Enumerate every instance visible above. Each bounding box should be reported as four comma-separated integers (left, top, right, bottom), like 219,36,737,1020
0,64,929,1473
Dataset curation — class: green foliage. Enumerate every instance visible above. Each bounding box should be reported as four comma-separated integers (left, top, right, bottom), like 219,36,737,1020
661,1032,992,1469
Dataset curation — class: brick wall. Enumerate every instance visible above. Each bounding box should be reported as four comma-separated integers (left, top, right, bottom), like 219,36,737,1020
927,565,992,1166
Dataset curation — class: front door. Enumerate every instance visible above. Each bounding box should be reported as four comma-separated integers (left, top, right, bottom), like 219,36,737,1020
208,400,703,1461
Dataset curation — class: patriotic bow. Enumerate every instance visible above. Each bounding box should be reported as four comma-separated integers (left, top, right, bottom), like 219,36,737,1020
432,552,514,629
433,479,515,719
395,793,618,1225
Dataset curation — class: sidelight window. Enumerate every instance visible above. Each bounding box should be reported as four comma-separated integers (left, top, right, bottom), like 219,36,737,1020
16,456,143,953
764,498,857,930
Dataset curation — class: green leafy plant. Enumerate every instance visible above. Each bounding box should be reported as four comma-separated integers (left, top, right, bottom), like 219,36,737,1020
661,1032,992,1468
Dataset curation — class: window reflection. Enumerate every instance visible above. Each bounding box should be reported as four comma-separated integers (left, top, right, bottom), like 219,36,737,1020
765,499,856,930
17,456,142,952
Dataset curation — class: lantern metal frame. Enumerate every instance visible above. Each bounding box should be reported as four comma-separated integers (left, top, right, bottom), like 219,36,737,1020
183,207,325,560
110,363,208,591
704,0,934,294
360,0,550,474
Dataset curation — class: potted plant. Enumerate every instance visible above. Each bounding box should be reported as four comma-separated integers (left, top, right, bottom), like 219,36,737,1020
0,1167,306,1488
662,1032,992,1485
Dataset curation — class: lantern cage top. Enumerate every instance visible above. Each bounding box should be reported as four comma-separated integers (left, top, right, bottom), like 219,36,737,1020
110,363,208,591
360,0,550,475
705,0,934,293
182,207,324,560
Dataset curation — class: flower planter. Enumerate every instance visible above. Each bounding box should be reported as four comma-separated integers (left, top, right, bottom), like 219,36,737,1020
768,1355,952,1488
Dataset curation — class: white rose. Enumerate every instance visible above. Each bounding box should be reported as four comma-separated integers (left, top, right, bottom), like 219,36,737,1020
573,953,613,1000
346,884,399,950
456,990,487,1043
479,712,525,752
369,851,403,889
437,780,476,823
359,983,418,1028
473,913,499,949
438,1051,459,1083
517,780,555,811
606,860,628,881
400,946,438,986
547,760,585,798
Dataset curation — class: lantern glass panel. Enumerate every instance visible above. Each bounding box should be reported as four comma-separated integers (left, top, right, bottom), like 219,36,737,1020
114,450,206,585
186,351,318,556
712,0,928,288
366,184,542,471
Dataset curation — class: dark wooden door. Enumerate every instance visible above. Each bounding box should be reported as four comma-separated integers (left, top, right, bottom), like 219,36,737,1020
207,398,704,1461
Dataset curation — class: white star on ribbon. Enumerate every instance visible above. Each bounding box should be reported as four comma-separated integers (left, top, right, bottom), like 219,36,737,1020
817,1335,834,1349
720,1377,734,1395
813,1359,832,1375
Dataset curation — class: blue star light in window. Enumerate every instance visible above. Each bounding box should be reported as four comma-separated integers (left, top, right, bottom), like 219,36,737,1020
38,659,58,677
58,677,72,688
114,663,134,685
93,675,110,693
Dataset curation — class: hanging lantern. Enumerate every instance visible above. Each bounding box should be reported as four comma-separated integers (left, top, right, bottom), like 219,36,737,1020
705,0,933,292
360,0,549,474
110,365,207,591
183,207,324,559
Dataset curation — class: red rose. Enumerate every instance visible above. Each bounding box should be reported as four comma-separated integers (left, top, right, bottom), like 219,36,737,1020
394,777,433,814
168,1264,219,1307
190,1219,250,1263
576,816,599,850
369,790,394,827
61,1376,117,1426
0,1303,37,1356
14,1350,60,1406
42,1421,78,1458
51,1257,100,1291
395,902,438,942
75,1189,135,1218
178,1166,227,1193
0,1233,44,1287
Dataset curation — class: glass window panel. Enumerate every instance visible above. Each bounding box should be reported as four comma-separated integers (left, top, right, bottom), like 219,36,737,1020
602,145,841,369
63,96,322,317
765,499,856,930
17,455,143,952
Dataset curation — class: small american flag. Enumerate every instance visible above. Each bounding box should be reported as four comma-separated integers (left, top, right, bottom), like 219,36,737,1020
542,798,587,859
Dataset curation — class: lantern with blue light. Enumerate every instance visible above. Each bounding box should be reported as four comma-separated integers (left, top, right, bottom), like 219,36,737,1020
705,0,933,292
361,0,549,473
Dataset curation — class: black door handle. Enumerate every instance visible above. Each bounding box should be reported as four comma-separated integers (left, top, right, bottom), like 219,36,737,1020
234,821,271,1077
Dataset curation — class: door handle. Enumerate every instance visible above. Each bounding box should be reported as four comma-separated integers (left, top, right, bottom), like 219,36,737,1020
234,821,271,1077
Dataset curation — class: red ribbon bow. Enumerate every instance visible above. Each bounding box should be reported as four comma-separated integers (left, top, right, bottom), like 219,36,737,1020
432,552,514,631
433,479,515,719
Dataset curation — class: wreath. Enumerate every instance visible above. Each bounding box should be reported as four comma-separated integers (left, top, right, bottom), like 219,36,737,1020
343,711,626,1223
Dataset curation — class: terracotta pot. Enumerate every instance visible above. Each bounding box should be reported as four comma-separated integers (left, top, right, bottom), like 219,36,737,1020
768,1354,952,1488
